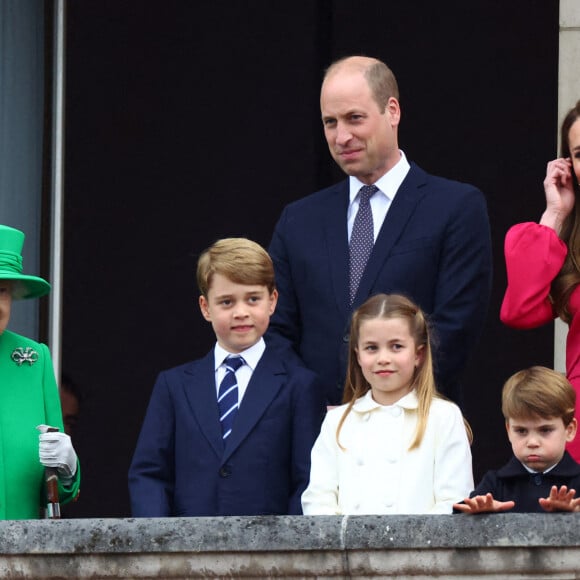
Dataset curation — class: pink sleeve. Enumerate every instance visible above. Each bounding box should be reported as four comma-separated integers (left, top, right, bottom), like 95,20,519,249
500,222,567,329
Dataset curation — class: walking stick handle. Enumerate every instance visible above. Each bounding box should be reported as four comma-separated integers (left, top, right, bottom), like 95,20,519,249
45,427,61,519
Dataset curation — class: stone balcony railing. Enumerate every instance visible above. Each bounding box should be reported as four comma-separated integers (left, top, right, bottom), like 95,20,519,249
0,514,579,579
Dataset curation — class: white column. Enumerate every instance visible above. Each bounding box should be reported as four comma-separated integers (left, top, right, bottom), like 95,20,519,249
555,0,580,373
48,0,66,380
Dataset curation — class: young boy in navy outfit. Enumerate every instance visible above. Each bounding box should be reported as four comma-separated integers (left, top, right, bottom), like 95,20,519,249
129,238,324,516
454,366,580,514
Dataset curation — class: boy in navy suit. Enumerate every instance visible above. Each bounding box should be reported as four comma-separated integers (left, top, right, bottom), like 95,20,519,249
454,366,580,514
129,238,324,516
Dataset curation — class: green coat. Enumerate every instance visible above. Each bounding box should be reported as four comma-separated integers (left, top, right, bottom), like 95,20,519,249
0,329,80,519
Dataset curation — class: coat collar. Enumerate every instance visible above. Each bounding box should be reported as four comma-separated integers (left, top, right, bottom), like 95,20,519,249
351,389,419,413
323,180,350,318
353,163,429,308
322,164,430,316
182,351,224,458
497,451,580,478
222,348,286,462
181,348,287,463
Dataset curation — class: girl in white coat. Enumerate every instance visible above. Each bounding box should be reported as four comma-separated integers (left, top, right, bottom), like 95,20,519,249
302,293,473,515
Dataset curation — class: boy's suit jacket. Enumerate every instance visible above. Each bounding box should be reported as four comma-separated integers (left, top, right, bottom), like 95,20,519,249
128,346,324,517
469,452,580,513
268,163,492,405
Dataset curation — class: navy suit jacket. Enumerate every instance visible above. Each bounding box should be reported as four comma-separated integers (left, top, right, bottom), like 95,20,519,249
267,163,492,405
128,346,324,517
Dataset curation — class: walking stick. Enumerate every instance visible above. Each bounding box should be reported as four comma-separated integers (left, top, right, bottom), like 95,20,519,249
44,427,61,519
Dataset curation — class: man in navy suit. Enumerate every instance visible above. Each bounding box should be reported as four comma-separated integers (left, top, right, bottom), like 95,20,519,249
268,55,492,406
129,238,324,516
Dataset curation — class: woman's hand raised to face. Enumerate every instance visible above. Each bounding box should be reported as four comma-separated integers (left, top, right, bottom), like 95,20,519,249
541,157,576,235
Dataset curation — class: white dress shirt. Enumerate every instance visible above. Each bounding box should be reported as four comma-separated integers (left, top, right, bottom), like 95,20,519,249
213,338,265,404
347,150,411,242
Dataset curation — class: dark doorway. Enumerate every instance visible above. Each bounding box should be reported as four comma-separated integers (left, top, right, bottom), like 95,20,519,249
62,0,558,516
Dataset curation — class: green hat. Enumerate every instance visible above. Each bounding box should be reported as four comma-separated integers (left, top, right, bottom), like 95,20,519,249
0,225,51,299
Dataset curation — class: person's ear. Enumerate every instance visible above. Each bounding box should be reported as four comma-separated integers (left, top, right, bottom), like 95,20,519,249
199,295,211,321
565,418,578,443
414,344,425,367
386,97,401,127
268,289,278,315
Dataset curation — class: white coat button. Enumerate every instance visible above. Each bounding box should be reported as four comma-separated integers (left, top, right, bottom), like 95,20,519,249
391,406,402,417
363,413,371,422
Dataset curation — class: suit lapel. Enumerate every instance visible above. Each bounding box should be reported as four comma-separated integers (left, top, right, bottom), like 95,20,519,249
324,180,351,319
222,349,285,463
182,351,224,459
354,164,428,306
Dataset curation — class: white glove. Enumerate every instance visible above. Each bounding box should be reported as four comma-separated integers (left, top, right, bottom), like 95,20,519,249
37,424,78,478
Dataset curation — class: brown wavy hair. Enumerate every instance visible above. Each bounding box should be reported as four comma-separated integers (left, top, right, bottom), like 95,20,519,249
551,100,580,323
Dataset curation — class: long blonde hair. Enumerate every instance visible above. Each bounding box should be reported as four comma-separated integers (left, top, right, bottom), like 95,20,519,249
337,294,438,450
551,100,580,323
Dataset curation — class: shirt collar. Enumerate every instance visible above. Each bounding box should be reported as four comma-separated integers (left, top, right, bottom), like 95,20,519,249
348,149,411,203
351,388,419,413
499,451,580,478
213,337,265,372
521,462,556,475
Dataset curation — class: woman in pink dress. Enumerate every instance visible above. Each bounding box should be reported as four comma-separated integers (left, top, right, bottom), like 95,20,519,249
502,100,580,460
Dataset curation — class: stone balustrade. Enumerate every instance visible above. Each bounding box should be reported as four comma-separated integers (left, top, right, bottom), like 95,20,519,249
1,514,579,578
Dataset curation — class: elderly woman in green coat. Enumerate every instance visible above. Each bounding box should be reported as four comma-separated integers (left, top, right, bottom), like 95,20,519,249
0,224,80,519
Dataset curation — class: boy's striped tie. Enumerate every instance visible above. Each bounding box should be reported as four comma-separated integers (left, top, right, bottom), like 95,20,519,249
217,356,244,439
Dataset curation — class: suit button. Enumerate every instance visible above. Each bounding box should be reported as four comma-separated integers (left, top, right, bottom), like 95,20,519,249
343,334,349,343
219,467,231,478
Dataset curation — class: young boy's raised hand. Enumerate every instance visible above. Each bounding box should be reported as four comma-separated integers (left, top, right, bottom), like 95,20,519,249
539,485,580,512
453,493,515,514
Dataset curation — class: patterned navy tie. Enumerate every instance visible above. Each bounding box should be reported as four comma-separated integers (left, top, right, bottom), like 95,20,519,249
218,356,245,439
349,185,378,305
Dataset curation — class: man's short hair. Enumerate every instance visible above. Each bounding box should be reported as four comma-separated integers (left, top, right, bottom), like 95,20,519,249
197,238,276,297
325,56,399,111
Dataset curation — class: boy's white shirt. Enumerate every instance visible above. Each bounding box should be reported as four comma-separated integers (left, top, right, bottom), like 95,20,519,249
213,338,266,403
301,390,473,515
